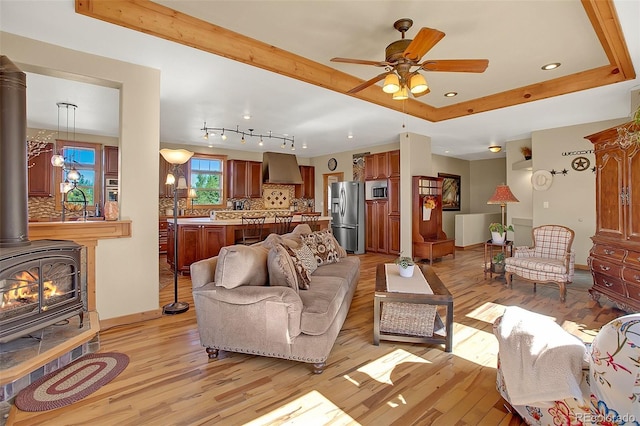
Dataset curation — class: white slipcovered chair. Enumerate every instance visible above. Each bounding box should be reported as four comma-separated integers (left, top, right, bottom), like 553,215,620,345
494,307,640,425
504,225,575,302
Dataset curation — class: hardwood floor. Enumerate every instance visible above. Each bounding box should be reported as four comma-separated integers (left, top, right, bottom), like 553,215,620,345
8,248,625,425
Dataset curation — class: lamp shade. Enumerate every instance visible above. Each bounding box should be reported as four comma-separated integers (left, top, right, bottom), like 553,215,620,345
51,154,65,167
382,74,400,94
177,176,188,190
160,148,194,165
165,173,176,185
188,188,197,198
487,184,519,205
392,86,409,100
409,73,428,94
66,168,80,181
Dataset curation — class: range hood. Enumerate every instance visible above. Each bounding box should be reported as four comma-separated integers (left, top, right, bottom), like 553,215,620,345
262,152,303,184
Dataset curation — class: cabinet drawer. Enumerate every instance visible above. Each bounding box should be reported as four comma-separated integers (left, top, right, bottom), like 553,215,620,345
591,258,622,278
627,282,640,302
159,221,169,230
622,266,640,286
624,250,640,268
592,273,626,296
592,244,625,261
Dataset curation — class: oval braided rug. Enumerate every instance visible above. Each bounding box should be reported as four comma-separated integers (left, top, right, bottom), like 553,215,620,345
15,352,129,412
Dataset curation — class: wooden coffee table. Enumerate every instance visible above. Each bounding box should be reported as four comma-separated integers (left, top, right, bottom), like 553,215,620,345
373,263,453,352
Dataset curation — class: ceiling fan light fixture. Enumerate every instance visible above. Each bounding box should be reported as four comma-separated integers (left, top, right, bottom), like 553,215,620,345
488,145,502,153
382,74,400,94
392,86,409,100
409,73,428,94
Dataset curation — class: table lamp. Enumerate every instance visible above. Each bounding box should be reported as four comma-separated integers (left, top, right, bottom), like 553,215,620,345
487,184,519,228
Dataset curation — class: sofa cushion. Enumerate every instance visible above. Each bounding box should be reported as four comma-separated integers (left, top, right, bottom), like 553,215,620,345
215,245,269,289
268,243,299,292
311,256,359,284
300,229,341,266
297,275,349,335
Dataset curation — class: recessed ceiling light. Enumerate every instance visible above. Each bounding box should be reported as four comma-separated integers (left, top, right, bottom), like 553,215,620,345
444,92,457,97
541,62,561,70
243,114,251,120
302,143,308,149
347,134,353,139
488,145,502,153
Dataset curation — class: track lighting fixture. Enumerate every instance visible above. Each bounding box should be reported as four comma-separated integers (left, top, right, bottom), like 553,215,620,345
200,123,294,147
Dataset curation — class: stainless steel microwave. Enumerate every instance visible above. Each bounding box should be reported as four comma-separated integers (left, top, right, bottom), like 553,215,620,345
372,186,387,198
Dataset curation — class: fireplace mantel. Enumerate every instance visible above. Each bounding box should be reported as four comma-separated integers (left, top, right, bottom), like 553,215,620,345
28,220,132,311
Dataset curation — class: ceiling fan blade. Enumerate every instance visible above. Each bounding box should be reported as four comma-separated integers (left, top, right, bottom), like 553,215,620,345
420,59,489,73
331,57,390,67
403,27,445,62
347,72,391,94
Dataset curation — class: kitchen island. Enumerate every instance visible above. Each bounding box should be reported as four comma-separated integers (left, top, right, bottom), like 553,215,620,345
166,214,330,274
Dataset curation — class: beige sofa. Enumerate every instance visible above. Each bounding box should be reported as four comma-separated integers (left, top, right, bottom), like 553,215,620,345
190,225,360,374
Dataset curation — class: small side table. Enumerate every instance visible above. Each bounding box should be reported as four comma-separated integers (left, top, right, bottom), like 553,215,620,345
484,240,513,279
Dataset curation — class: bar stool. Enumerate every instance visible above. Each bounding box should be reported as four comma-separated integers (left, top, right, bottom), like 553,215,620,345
236,216,266,245
300,212,321,231
273,214,294,235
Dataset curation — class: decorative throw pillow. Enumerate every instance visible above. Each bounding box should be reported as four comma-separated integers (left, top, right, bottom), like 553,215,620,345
300,229,341,266
215,245,269,288
284,245,312,290
267,243,299,292
291,243,318,275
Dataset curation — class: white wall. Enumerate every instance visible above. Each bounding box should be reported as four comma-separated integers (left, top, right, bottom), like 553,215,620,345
530,118,625,266
4,32,161,320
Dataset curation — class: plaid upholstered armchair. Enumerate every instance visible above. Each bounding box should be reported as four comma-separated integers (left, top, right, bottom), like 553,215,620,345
504,225,575,302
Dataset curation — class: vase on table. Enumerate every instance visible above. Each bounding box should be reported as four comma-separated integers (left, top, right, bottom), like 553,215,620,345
491,231,506,244
398,265,414,278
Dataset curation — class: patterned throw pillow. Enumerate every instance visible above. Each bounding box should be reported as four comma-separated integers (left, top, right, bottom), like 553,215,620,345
284,245,312,289
300,229,341,266
291,243,318,275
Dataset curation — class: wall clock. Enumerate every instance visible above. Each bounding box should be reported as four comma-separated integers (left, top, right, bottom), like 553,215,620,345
328,157,337,171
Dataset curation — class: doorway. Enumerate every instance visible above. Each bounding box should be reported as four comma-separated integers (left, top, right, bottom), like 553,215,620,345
323,172,344,216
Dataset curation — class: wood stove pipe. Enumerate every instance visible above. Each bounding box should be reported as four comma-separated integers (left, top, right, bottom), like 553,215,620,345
0,55,30,247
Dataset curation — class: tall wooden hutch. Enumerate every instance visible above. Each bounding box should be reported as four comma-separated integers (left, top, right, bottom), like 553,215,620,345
412,176,455,264
586,122,640,312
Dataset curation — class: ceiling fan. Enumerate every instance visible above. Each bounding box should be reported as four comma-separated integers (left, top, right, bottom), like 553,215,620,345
331,18,489,99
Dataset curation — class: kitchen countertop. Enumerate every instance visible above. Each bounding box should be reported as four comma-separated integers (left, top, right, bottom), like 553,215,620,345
167,215,331,226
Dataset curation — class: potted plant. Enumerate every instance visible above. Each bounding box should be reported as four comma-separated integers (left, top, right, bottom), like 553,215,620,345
395,253,415,278
520,146,532,160
489,222,514,244
491,251,506,274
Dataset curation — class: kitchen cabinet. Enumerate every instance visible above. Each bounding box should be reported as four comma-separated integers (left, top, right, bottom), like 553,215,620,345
103,145,118,177
28,143,53,197
586,123,640,312
227,160,262,198
159,220,168,254
388,176,400,215
366,199,388,253
389,150,400,177
166,222,226,274
295,165,315,199
364,152,390,180
387,214,401,255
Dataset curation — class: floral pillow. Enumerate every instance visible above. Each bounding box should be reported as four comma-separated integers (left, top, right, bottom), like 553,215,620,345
300,229,341,266
284,244,313,290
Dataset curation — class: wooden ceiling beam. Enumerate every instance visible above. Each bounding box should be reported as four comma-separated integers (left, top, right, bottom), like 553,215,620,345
76,0,634,124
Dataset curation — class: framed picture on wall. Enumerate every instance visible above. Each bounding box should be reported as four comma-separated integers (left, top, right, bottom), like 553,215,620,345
438,173,461,211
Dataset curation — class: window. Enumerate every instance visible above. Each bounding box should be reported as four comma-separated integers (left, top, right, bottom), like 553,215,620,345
189,154,225,207
55,140,102,212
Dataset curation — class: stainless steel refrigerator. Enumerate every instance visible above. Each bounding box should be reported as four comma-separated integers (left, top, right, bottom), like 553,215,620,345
330,181,365,254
